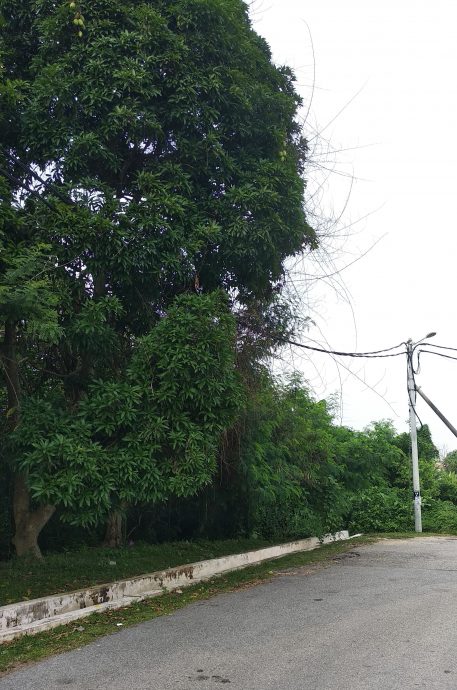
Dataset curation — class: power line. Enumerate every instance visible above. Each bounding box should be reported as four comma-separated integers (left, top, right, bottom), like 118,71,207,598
282,338,406,358
285,338,400,417
419,349,457,363
419,343,457,354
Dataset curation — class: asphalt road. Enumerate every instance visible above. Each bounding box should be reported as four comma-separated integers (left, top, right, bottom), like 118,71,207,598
3,537,457,690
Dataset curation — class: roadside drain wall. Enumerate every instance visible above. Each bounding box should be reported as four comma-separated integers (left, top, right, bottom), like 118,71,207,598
0,530,352,642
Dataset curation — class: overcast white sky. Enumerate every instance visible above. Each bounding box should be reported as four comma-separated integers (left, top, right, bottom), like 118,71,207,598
251,0,457,453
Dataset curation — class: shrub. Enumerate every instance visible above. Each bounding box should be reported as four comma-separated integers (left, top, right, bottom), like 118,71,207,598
347,487,411,533
422,500,457,533
438,472,457,504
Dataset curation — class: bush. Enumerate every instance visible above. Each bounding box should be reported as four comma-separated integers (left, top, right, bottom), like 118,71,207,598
252,494,320,541
422,500,457,533
347,487,411,533
438,472,457,504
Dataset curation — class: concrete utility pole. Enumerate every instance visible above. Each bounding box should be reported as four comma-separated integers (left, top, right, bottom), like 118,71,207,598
406,332,436,533
406,339,422,532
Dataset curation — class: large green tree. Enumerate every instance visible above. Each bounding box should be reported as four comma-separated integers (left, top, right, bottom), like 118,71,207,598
0,0,315,555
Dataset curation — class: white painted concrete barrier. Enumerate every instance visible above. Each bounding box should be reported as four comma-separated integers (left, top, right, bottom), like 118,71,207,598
0,530,353,643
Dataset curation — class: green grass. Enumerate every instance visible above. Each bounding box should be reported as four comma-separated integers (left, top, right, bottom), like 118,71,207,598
0,536,373,676
0,538,282,606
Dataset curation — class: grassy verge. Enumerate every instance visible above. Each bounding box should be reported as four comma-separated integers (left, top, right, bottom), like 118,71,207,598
0,538,278,606
0,536,372,675
1,531,441,607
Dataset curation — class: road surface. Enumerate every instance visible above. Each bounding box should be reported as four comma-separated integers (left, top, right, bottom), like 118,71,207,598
2,537,457,689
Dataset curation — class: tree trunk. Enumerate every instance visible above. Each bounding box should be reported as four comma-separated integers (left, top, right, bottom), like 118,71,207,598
3,322,56,557
103,509,124,548
12,475,55,558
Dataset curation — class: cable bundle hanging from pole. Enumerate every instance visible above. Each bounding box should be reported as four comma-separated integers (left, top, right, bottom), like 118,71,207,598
282,338,406,358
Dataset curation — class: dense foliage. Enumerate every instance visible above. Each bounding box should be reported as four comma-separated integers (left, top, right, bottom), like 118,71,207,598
5,361,457,559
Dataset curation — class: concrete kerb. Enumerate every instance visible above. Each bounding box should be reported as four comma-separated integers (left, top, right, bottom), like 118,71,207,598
0,530,359,643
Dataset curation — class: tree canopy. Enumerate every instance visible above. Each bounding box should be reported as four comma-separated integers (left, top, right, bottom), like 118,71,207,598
1,0,316,556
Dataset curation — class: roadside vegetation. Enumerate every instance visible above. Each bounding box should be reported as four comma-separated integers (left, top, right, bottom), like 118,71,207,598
2,0,457,578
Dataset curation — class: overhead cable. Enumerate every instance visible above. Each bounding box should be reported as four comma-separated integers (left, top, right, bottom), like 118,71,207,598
283,339,406,359
419,349,457,363
419,343,457,354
